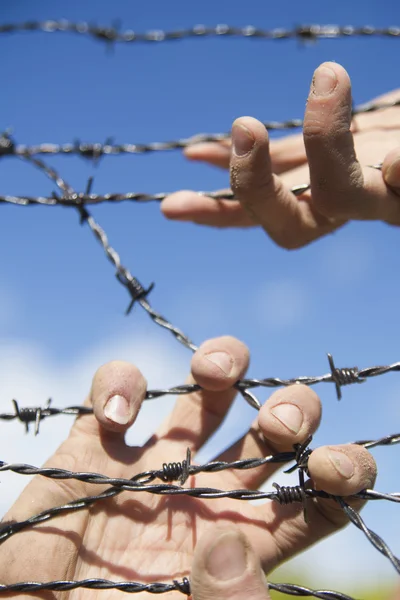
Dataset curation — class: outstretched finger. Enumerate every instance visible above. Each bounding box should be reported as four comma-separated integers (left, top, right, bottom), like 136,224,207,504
191,527,271,600
184,139,231,169
72,360,147,440
161,189,254,227
184,133,307,174
230,116,342,249
303,61,399,223
149,336,249,457
215,384,321,489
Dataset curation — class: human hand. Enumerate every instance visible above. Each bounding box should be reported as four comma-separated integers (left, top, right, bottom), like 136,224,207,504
0,335,376,598
161,62,400,249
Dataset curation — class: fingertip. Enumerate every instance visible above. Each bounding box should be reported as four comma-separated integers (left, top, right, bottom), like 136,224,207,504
191,336,250,392
183,141,232,169
192,527,271,600
90,361,147,434
308,444,377,496
232,116,269,148
258,385,321,449
310,61,350,94
160,190,202,219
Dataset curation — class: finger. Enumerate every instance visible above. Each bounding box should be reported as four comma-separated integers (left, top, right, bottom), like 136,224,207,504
184,140,231,169
382,146,400,197
258,444,376,567
308,443,377,513
73,360,147,439
0,361,147,528
230,116,341,249
150,336,249,455
215,384,321,488
191,527,271,600
303,61,394,221
161,189,254,227
183,133,307,174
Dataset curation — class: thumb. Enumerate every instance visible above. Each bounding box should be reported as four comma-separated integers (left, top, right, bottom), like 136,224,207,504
191,528,271,600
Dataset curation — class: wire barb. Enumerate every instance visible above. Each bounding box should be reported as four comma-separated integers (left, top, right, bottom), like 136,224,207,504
327,353,365,400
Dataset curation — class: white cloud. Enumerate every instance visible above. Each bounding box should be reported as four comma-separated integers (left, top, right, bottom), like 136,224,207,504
254,279,308,329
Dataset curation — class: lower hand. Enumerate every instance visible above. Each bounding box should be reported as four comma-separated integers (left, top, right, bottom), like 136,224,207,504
0,336,376,598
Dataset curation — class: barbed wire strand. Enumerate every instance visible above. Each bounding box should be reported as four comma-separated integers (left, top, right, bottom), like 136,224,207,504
1,354,400,433
0,184,312,207
1,443,400,578
0,576,361,599
17,152,198,352
0,98,398,161
1,20,400,45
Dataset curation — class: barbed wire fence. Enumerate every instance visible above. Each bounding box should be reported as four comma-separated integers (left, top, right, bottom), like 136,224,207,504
1,19,400,599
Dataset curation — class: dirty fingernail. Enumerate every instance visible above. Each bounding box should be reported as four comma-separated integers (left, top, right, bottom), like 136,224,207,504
104,394,130,425
328,449,354,479
206,533,248,580
205,352,233,376
232,123,255,156
270,403,303,434
313,66,337,96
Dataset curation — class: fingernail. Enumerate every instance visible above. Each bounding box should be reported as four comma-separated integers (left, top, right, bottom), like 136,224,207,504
328,449,354,479
270,403,303,434
205,351,233,376
104,394,130,425
385,158,400,188
206,533,248,580
232,123,255,156
312,66,337,96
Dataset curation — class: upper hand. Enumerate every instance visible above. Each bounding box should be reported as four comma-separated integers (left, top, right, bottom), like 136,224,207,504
0,336,376,598
161,62,400,249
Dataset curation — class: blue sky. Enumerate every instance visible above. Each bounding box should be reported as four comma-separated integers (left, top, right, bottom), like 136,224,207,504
1,0,400,592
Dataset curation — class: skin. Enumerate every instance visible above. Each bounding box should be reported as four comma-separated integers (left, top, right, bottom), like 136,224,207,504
0,335,376,599
161,62,400,249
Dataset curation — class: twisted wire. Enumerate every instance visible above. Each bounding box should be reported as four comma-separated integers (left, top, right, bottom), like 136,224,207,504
337,498,400,574
0,577,360,599
1,20,400,45
0,183,312,207
18,152,197,352
2,355,400,434
2,455,400,574
1,98,397,161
